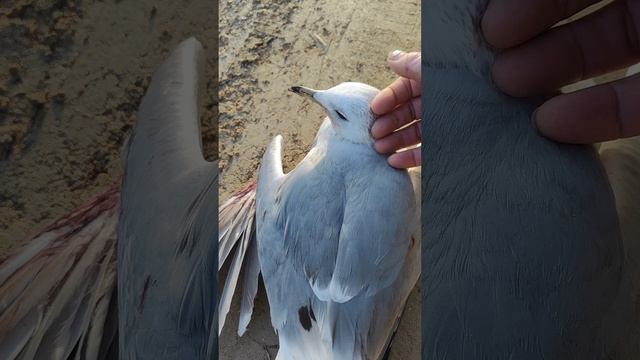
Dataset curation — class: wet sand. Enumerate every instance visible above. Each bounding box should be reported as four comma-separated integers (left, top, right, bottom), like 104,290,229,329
0,0,217,256
218,0,420,358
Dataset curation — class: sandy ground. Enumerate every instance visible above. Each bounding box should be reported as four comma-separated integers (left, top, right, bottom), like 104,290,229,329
0,0,217,256
218,0,420,359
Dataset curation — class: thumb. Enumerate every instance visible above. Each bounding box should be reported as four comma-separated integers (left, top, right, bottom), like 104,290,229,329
387,50,421,81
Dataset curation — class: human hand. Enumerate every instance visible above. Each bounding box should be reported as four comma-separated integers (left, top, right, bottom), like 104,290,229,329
370,50,422,168
482,0,640,144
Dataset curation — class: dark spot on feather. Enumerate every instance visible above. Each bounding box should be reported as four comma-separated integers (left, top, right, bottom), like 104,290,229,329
298,306,312,331
138,275,151,313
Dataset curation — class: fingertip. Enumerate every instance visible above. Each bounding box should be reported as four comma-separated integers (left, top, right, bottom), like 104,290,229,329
532,101,565,142
530,106,562,142
370,120,384,139
481,1,501,48
387,153,404,169
387,51,421,81
491,52,532,98
387,149,420,169
374,141,389,155
370,96,384,115
371,114,399,140
388,49,404,61
532,89,620,144
530,107,541,132
481,0,518,49
370,87,395,115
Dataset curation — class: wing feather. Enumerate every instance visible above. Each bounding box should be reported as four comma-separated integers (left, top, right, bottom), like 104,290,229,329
237,223,260,336
310,163,416,302
117,37,218,359
216,181,258,335
0,185,119,360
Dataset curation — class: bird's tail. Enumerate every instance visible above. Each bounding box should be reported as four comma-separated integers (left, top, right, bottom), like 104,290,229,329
218,180,261,336
0,182,120,360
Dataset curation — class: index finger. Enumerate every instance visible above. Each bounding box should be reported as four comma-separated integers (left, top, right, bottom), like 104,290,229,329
491,0,640,97
370,77,420,115
482,0,602,49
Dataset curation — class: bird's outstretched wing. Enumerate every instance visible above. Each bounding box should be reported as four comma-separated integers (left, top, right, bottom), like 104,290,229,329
0,185,120,360
600,138,640,256
0,176,260,360
599,137,640,357
117,37,218,359
217,180,260,336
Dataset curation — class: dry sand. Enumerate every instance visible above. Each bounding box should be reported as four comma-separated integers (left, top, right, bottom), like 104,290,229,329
0,0,217,256
218,0,420,359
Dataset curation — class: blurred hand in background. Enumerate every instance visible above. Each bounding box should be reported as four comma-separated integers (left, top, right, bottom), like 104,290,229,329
482,0,640,144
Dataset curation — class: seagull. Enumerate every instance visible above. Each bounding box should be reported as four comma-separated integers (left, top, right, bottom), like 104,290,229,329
219,83,421,360
421,0,640,358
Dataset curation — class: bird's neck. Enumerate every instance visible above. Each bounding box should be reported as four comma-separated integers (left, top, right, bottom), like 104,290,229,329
300,132,381,177
426,67,544,129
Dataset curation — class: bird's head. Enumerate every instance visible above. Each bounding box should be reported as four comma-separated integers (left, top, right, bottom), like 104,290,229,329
289,82,379,145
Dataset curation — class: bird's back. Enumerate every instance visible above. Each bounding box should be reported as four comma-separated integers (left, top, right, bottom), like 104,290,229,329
423,1,626,358
256,133,419,359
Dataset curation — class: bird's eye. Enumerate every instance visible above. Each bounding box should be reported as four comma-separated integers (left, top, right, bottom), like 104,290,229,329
335,110,348,121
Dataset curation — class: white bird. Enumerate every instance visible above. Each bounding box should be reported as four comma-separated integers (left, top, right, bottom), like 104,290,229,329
219,83,421,360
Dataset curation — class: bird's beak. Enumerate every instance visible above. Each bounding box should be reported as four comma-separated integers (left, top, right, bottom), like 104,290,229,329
289,86,317,100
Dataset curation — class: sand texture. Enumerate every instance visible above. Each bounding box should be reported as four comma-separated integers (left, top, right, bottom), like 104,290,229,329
0,0,217,256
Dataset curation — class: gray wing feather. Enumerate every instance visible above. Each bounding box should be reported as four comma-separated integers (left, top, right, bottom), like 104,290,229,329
275,159,416,303
237,229,260,336
328,167,417,301
217,214,252,334
218,182,256,268
118,37,218,359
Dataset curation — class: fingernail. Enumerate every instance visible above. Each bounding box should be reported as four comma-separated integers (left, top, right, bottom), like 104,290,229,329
373,140,384,153
531,107,540,132
388,50,404,61
388,154,401,169
370,122,382,138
